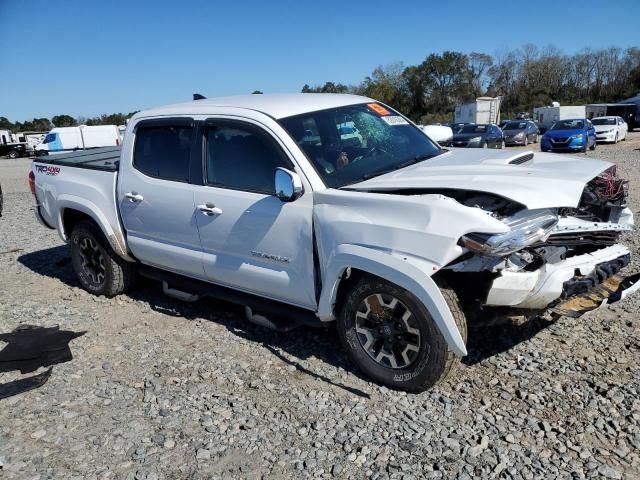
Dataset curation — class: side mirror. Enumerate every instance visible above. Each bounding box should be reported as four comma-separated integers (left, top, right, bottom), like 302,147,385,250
275,167,303,202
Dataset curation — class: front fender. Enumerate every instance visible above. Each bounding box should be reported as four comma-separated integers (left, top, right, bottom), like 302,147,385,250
56,194,132,261
317,244,467,357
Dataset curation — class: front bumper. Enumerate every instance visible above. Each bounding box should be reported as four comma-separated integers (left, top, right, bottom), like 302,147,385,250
541,136,585,151
550,272,640,318
504,135,527,145
484,244,638,310
596,131,616,142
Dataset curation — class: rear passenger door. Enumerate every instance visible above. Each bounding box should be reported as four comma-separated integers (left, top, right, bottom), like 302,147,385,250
118,118,205,278
192,119,316,309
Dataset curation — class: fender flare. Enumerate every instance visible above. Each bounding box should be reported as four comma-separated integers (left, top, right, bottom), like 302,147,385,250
56,194,133,261
317,244,467,357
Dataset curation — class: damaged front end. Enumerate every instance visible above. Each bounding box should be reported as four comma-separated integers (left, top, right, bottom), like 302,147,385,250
445,166,639,317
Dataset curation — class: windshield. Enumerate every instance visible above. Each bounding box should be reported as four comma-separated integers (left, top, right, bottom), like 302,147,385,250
279,103,442,188
503,122,527,130
42,133,56,144
551,120,584,130
592,118,616,125
460,125,488,134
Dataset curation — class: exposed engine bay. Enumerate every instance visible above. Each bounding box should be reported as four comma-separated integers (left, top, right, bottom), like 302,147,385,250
442,166,636,311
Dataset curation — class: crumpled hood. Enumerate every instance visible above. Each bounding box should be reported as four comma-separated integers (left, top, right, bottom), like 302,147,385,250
348,149,613,209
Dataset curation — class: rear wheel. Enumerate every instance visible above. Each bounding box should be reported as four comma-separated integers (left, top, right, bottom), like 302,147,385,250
8,150,18,159
70,220,135,297
337,276,467,392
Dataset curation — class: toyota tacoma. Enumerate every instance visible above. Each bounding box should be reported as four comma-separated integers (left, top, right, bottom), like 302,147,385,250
29,94,640,392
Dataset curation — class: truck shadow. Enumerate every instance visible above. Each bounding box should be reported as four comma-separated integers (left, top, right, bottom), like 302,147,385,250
18,245,371,398
463,315,554,366
0,325,85,399
18,245,554,391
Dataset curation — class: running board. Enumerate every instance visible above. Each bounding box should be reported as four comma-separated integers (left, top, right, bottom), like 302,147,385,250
138,265,322,328
162,282,200,302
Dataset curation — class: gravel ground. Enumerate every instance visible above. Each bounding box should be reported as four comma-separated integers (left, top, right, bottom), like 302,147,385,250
1,135,639,479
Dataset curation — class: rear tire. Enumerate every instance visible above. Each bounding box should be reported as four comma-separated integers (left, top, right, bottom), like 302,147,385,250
70,220,135,297
8,150,18,159
337,276,467,393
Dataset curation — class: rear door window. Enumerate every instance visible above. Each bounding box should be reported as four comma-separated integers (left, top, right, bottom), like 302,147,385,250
133,123,193,182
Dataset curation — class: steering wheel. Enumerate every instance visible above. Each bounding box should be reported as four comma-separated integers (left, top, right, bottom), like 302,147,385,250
354,145,388,163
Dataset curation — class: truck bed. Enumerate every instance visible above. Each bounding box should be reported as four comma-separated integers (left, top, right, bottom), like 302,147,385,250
35,147,120,171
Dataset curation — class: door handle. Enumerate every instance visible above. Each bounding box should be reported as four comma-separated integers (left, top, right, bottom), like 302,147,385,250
197,203,223,216
125,192,144,202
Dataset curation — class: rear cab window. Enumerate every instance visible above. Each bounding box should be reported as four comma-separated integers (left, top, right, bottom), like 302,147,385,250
133,120,193,182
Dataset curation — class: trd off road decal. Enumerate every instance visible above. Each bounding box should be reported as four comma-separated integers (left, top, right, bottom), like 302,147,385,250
34,165,61,176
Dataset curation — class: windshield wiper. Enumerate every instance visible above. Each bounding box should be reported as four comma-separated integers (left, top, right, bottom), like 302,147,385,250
361,151,444,180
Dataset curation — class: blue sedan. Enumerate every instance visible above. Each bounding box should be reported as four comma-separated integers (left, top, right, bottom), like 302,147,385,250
540,119,597,153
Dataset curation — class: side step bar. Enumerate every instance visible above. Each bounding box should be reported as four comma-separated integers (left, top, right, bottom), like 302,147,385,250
138,265,322,329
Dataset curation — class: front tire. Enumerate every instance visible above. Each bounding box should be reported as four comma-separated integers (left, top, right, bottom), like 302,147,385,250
590,139,596,151
337,276,467,393
70,220,135,297
8,150,18,159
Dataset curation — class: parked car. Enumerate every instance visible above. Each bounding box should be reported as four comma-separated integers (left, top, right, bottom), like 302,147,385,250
452,124,504,148
0,143,28,159
592,116,628,144
35,125,120,155
30,94,639,392
502,121,539,146
419,124,453,146
448,122,470,134
540,118,597,153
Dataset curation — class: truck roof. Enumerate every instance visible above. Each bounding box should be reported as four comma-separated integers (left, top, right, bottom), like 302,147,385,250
135,93,375,120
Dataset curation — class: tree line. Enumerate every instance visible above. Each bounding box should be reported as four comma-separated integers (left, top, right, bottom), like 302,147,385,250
302,45,640,123
1,45,638,131
0,112,138,133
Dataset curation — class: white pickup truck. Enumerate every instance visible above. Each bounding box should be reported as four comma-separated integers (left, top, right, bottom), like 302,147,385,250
30,94,640,392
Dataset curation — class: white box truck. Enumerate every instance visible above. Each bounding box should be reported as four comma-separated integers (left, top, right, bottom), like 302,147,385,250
533,103,586,132
454,97,501,124
35,125,120,155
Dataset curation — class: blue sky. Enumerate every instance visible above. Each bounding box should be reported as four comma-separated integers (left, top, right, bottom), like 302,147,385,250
1,0,638,121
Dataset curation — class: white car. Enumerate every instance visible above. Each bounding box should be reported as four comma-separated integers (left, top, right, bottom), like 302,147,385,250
419,124,453,146
30,94,639,392
592,116,628,143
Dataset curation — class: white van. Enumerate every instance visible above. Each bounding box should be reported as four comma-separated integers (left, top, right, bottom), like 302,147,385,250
35,125,120,155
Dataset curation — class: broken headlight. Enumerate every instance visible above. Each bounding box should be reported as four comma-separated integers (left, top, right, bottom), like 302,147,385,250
460,209,558,256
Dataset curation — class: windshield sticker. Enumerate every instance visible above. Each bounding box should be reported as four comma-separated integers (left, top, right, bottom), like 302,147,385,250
367,103,391,116
381,116,409,126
